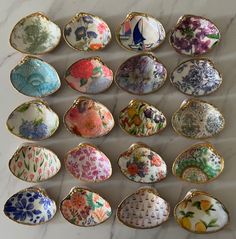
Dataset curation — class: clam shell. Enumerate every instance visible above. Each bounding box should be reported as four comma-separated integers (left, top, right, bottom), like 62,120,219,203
9,143,61,182
170,15,221,56
116,12,165,52
117,187,170,229
10,12,61,55
170,58,222,96
115,53,167,95
63,12,111,51
172,143,224,183
119,99,167,137
118,143,167,183
64,57,113,94
174,189,230,233
6,100,59,140
171,99,225,139
64,96,114,138
60,187,112,226
4,187,57,225
10,56,61,97
64,143,112,182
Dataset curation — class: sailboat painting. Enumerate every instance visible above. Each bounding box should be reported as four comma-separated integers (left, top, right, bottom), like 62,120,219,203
117,12,166,52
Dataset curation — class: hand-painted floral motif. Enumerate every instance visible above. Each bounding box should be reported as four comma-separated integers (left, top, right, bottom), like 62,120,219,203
170,15,221,56
117,187,170,229
10,56,61,97
10,12,61,55
118,143,167,183
4,187,57,225
64,143,112,182
115,53,167,94
64,12,111,51
174,190,229,233
119,99,167,137
9,144,61,182
170,58,222,96
172,143,224,183
60,187,112,226
64,97,114,138
65,57,113,94
117,12,165,52
7,100,59,140
172,99,225,139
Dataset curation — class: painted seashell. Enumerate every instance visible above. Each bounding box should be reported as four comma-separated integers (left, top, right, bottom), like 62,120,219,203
170,15,221,56
115,53,167,95
116,12,165,52
10,12,61,55
9,143,61,182
117,187,170,229
7,100,59,140
64,57,113,94
119,99,167,137
10,56,61,97
174,189,230,233
172,143,224,183
172,99,225,139
60,187,112,226
64,143,112,182
170,58,222,96
118,142,167,183
4,187,57,225
64,96,114,138
63,12,111,51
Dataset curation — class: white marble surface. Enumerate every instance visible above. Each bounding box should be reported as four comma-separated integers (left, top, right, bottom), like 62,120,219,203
0,0,236,238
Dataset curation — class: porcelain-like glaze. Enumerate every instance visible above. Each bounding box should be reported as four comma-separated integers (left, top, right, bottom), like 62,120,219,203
64,57,113,94
116,12,165,52
117,187,170,229
10,12,61,55
64,96,114,138
60,187,112,227
170,15,221,56
118,143,167,183
64,12,111,51
115,53,167,95
174,190,229,233
171,99,225,139
170,58,222,96
64,143,112,182
6,100,59,141
4,187,57,225
10,56,61,97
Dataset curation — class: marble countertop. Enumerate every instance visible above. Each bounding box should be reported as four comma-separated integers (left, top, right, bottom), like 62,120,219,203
0,0,236,238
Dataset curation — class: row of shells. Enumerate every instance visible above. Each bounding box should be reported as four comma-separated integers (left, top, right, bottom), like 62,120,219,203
10,12,221,56
4,186,229,234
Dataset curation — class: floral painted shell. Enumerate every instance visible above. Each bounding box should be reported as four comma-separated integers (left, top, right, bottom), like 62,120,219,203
116,12,165,52
60,187,112,226
174,189,230,233
63,12,111,51
64,143,112,182
118,143,167,183
64,57,113,94
172,99,225,139
6,100,59,140
115,53,167,95
170,58,222,96
119,99,167,137
4,187,57,225
172,143,224,183
170,15,221,56
117,187,170,229
64,96,114,138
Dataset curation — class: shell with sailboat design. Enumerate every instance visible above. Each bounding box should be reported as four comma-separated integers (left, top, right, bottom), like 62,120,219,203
116,12,166,52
